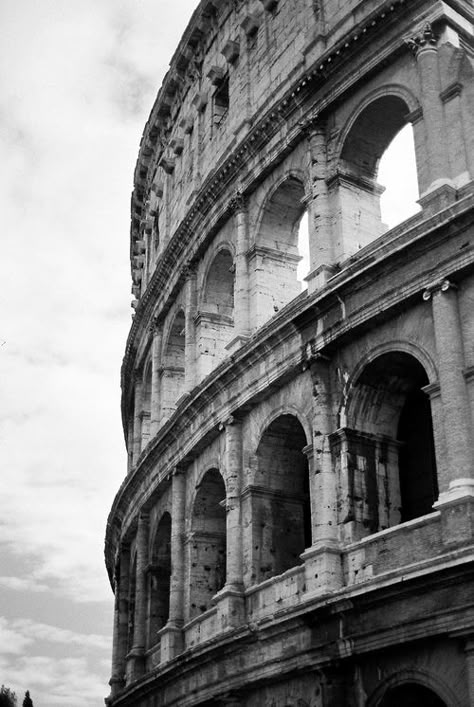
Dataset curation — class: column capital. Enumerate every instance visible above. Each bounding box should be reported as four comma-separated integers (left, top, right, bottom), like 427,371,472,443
228,191,247,214
219,414,242,430
181,261,198,281
405,23,437,58
422,277,457,301
150,316,163,336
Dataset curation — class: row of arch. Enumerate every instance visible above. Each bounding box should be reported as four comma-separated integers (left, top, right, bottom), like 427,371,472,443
132,94,424,455
125,347,438,651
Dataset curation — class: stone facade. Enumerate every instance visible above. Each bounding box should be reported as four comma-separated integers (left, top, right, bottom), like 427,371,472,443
105,1,474,705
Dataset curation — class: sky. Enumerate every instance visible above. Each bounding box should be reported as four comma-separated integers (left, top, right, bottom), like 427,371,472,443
0,2,418,705
0,1,198,704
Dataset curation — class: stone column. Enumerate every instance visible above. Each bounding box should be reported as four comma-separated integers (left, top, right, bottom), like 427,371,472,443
305,122,334,293
424,279,474,496
161,468,185,661
132,375,143,466
150,321,163,437
227,193,250,350
109,546,130,696
225,417,243,590
183,264,197,391
214,417,245,629
407,24,454,207
129,513,149,680
301,355,342,594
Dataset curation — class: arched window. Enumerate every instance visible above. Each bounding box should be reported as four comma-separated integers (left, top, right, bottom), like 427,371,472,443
252,415,310,583
161,309,185,422
334,95,420,261
196,249,235,377
252,177,307,328
188,469,226,619
378,683,446,707
336,351,438,540
147,513,171,647
140,361,152,451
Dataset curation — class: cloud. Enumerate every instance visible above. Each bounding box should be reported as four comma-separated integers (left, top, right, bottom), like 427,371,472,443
0,617,110,704
0,578,50,594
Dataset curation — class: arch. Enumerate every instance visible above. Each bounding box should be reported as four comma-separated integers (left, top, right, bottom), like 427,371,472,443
147,512,172,647
251,414,310,583
140,357,153,451
254,405,313,454
196,246,236,377
344,341,438,397
367,668,461,707
161,308,186,421
202,246,235,316
256,173,307,251
163,308,186,369
188,468,227,618
332,87,421,260
335,84,421,168
337,350,438,538
251,173,307,328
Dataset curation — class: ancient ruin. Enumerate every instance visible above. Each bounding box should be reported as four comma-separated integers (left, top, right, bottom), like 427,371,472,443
105,1,474,704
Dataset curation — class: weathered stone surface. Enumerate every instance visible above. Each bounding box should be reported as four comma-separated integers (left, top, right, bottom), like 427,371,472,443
106,1,474,705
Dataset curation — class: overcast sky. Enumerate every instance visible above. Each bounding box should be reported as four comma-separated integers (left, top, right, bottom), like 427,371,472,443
0,2,418,705
0,2,198,704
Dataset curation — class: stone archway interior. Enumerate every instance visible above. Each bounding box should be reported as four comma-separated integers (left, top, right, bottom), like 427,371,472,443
255,414,310,581
379,682,447,707
189,469,226,618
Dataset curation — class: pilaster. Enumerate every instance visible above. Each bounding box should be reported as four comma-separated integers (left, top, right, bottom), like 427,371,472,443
302,355,343,595
424,279,474,543
227,193,250,351
304,121,335,293
129,513,149,680
161,468,186,661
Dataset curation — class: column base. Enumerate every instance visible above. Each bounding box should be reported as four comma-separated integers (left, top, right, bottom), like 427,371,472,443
213,584,246,631
107,674,125,699
305,263,337,295
125,648,145,683
434,479,474,546
225,334,250,354
418,179,457,215
301,542,343,596
159,622,184,663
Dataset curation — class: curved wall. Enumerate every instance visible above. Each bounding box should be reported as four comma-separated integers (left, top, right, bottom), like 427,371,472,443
106,1,474,705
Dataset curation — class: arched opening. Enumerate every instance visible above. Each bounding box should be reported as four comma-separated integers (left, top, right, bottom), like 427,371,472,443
251,177,307,328
188,469,226,619
252,415,310,583
203,249,235,317
140,361,152,452
334,95,419,261
336,351,438,541
197,248,235,377
147,513,171,647
379,683,446,707
161,309,185,422
379,124,420,228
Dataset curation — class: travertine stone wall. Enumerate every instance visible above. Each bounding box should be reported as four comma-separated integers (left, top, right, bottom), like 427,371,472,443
106,0,474,705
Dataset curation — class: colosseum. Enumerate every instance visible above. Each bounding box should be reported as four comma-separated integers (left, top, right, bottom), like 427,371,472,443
105,0,474,705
